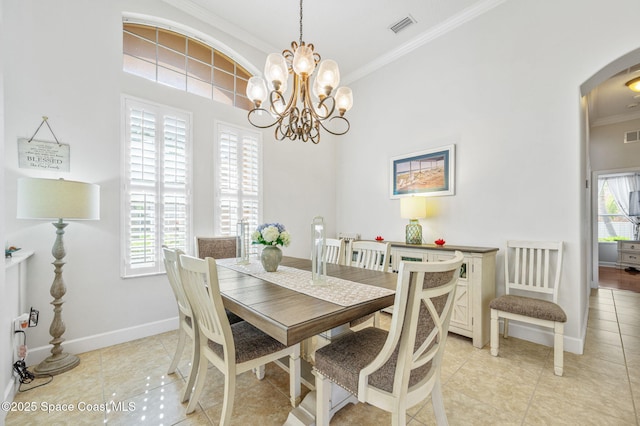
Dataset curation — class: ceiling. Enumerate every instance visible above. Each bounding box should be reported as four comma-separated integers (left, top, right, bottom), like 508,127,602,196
164,0,636,125
165,0,506,83
588,64,640,127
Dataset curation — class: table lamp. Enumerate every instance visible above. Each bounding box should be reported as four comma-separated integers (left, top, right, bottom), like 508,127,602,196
17,177,100,376
400,196,426,245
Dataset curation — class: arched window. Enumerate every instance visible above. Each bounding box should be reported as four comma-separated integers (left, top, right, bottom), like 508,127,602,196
123,23,253,111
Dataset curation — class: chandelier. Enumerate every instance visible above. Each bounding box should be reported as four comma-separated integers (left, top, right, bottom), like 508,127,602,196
245,0,353,144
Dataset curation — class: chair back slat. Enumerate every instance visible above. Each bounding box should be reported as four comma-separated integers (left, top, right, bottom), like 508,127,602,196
179,254,234,355
163,248,191,318
324,238,345,265
505,241,563,302
348,241,390,272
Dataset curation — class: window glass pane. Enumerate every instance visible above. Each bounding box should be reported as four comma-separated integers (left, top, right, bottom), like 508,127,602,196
235,76,248,97
236,65,251,79
123,55,156,81
214,51,234,73
188,39,212,64
187,77,213,99
158,66,186,90
124,23,156,42
598,179,634,241
214,69,234,91
123,23,253,110
235,95,253,112
187,58,212,81
158,45,185,73
212,88,234,105
123,32,156,62
158,28,186,54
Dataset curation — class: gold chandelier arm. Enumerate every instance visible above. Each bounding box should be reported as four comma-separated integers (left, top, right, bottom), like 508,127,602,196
317,115,350,136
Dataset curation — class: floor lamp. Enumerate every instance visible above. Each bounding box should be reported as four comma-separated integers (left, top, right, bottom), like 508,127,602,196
17,177,100,376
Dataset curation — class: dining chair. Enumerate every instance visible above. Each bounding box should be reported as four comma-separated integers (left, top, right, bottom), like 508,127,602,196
348,240,391,272
162,247,199,403
489,240,566,376
314,251,464,426
194,235,237,259
194,236,244,326
348,240,391,328
178,254,301,422
325,238,345,265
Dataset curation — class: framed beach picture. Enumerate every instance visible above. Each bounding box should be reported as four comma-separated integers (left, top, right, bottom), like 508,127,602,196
390,144,455,198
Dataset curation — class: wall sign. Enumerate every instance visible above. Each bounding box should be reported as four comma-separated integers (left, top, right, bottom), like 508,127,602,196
18,138,70,172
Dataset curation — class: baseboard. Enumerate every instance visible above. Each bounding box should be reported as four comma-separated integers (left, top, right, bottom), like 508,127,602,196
2,376,18,424
498,321,584,355
599,262,617,268
26,317,179,367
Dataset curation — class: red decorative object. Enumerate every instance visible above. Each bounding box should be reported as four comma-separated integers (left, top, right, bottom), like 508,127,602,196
435,239,446,246
375,236,384,241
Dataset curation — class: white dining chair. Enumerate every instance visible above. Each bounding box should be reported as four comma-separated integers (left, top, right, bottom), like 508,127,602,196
178,254,301,422
194,236,244,325
162,247,199,403
489,240,566,376
325,238,345,265
348,240,391,328
348,240,391,272
314,252,464,426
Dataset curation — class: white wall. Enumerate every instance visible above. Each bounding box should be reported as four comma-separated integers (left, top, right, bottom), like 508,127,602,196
0,0,10,419
337,0,640,353
591,118,640,171
2,0,336,364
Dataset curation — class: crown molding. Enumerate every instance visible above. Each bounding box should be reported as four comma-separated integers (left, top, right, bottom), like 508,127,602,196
591,110,640,127
162,0,279,55
343,0,509,85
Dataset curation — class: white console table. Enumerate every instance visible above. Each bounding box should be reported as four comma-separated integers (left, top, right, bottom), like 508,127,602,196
388,242,498,349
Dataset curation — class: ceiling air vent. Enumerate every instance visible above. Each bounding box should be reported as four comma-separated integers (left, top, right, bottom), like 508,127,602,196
389,15,416,34
624,130,640,143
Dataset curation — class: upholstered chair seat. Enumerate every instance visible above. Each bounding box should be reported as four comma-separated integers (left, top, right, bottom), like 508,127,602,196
489,294,567,322
208,321,289,364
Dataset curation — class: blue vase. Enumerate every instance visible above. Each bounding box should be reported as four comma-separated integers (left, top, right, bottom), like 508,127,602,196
260,245,282,272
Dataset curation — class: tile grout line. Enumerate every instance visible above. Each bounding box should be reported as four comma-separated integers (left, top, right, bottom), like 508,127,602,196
612,291,640,425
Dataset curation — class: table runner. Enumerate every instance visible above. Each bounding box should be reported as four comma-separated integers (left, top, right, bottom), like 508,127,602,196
216,258,395,307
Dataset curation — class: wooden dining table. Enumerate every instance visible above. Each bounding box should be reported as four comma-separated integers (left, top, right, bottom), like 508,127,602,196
215,256,399,424
216,256,398,346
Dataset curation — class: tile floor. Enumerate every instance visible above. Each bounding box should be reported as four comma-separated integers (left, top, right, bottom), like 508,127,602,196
5,288,640,425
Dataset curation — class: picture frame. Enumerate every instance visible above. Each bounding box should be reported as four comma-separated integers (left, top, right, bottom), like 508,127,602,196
390,144,455,198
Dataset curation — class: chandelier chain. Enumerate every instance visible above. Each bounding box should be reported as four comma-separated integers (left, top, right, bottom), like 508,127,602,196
299,0,303,44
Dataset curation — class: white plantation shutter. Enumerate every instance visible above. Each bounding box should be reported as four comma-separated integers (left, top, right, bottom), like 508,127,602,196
216,122,262,237
123,97,192,277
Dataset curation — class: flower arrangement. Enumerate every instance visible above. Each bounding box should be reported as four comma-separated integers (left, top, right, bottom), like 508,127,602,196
252,223,291,247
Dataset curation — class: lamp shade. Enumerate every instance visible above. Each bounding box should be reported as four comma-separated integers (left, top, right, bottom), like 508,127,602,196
400,197,426,219
17,177,100,220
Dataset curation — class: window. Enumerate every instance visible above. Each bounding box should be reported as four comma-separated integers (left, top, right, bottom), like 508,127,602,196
598,178,634,241
122,97,192,277
122,22,254,111
215,122,262,237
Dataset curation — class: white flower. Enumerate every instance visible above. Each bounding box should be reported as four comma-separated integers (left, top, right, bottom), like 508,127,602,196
261,226,280,244
280,231,291,247
251,230,261,241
